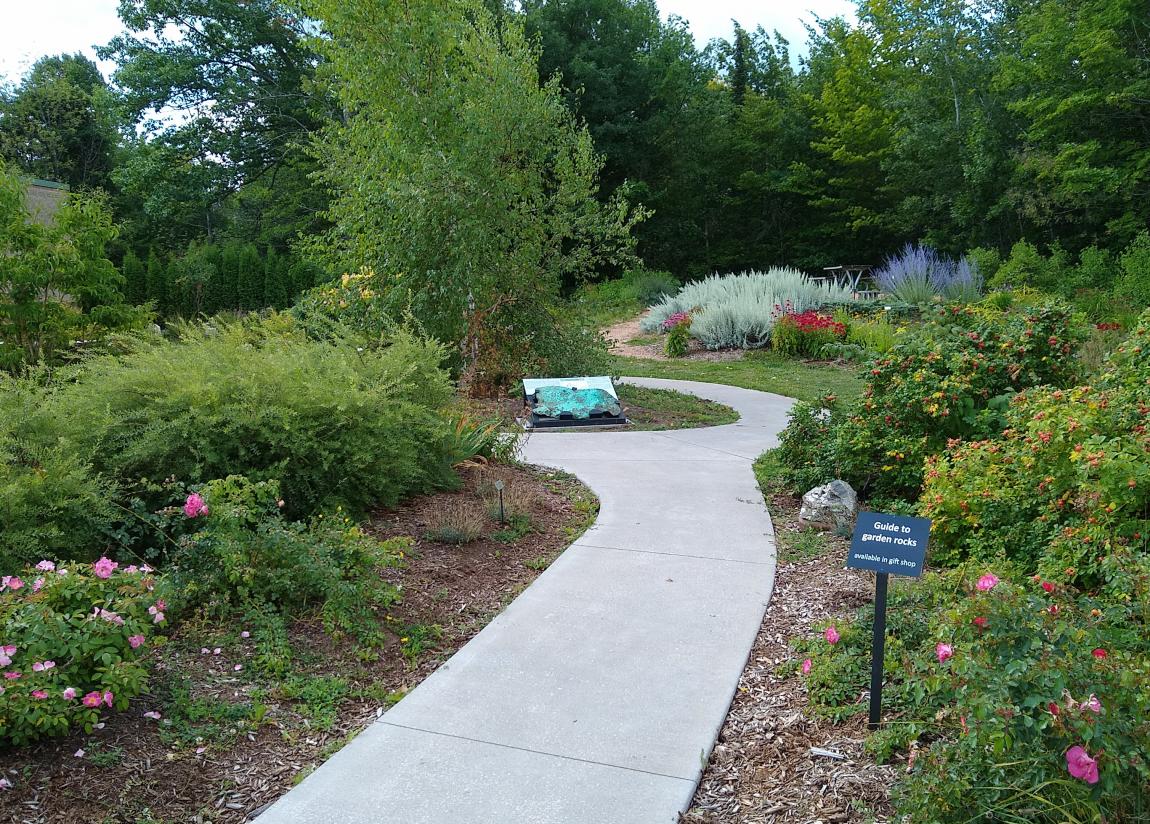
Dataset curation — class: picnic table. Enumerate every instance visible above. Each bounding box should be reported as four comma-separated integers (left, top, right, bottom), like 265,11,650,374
814,265,877,298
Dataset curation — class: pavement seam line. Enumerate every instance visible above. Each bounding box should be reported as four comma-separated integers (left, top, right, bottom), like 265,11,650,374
573,541,774,567
377,721,696,784
647,431,757,461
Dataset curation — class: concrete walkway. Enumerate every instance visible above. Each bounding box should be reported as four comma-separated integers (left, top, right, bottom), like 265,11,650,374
256,378,794,824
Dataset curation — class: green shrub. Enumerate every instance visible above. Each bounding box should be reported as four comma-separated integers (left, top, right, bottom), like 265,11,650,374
664,314,692,357
172,475,407,643
845,313,899,354
777,302,1089,501
1115,230,1150,307
22,320,455,524
0,558,169,745
801,569,1150,823
772,398,843,493
630,269,679,306
922,311,1150,590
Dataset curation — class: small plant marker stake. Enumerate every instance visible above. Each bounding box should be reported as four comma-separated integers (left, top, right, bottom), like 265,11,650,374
495,480,505,524
845,512,932,733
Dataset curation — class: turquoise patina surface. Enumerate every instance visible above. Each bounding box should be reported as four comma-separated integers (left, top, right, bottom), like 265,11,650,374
532,386,623,420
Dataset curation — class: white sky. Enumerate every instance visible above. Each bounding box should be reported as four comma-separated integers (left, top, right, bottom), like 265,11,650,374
0,0,858,85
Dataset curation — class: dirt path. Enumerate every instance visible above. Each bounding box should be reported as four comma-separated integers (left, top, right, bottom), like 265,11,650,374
604,311,744,362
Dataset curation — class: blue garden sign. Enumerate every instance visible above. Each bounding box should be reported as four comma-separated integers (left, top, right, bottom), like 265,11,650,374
846,511,931,730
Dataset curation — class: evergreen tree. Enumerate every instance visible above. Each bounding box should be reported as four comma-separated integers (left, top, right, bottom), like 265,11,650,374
145,249,167,312
235,244,265,311
121,249,147,304
264,247,290,309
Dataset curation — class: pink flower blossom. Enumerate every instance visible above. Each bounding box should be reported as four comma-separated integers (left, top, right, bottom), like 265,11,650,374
936,643,954,663
824,626,840,645
1,645,15,656
184,493,209,518
141,564,153,573
98,609,124,626
92,557,118,579
976,574,999,591
103,691,114,707
241,631,250,639
801,658,812,675
124,565,139,574
1082,694,1102,714
152,611,165,624
0,778,10,790
32,578,44,592
1066,746,1099,784
1092,648,1108,659
156,600,166,611
2,576,24,591
143,711,162,720
1041,580,1054,593
31,661,54,672
128,635,145,649
31,690,47,700
201,647,210,654
3,672,21,680
74,749,85,758
0,654,9,668
973,616,988,629
233,664,243,672
35,560,55,572
81,691,102,707
63,687,77,700
213,647,221,655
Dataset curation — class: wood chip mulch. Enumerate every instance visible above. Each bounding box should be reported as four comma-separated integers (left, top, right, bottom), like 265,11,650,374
0,465,595,824
682,492,900,824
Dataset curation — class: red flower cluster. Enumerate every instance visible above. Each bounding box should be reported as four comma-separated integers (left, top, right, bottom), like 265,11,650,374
1096,322,1121,332
785,309,846,337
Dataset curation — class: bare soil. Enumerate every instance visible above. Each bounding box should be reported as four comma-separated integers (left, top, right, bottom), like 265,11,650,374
605,311,746,362
682,492,898,824
0,465,596,824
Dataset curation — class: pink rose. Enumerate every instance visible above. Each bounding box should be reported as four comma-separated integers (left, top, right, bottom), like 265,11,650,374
2,576,24,591
81,691,102,708
824,626,840,645
32,578,44,592
936,643,953,663
184,493,209,518
143,711,162,720
0,654,9,668
103,690,114,707
801,658,812,675
92,557,118,579
3,672,21,680
128,635,146,649
976,574,999,591
1082,694,1102,714
31,690,48,700
63,687,77,700
1066,746,1099,784
35,560,55,572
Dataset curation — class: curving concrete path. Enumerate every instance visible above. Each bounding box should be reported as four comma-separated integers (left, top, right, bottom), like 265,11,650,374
256,378,793,824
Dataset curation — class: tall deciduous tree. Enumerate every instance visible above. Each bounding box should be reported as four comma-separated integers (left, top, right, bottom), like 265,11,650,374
307,0,644,390
0,55,120,190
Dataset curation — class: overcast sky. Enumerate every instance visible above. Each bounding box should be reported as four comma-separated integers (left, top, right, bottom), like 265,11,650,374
0,0,857,85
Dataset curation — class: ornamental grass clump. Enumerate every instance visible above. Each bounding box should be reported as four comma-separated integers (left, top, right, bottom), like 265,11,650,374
874,244,983,304
642,269,853,350
0,559,169,745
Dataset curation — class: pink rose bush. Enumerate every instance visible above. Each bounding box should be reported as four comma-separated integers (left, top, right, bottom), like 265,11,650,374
797,567,1148,821
0,558,169,745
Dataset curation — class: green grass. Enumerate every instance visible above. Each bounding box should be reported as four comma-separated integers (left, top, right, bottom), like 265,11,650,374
613,350,864,405
617,384,739,429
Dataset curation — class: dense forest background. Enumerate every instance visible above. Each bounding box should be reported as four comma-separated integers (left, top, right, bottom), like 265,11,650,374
1,0,1147,296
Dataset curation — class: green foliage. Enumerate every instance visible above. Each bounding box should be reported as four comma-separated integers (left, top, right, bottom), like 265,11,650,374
922,311,1150,591
307,0,643,392
772,398,843,493
20,320,455,525
801,569,1150,823
0,559,168,745
664,315,691,357
173,475,408,643
777,302,1089,500
845,313,899,354
0,165,146,370
633,270,680,306
1115,231,1150,308
0,54,120,190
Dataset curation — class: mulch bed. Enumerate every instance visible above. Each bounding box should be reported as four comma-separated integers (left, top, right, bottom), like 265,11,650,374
0,465,595,824
682,492,899,824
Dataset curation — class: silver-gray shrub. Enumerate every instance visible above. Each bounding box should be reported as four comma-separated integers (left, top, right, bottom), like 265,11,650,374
641,269,854,349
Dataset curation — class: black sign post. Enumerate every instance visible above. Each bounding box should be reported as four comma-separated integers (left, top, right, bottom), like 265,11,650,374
846,512,931,731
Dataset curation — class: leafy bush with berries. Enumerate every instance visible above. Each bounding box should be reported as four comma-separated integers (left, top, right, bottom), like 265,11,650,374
798,569,1150,823
775,300,1088,502
0,559,169,745
923,309,1150,588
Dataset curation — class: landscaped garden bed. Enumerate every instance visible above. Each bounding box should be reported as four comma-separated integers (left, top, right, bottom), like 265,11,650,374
0,465,596,823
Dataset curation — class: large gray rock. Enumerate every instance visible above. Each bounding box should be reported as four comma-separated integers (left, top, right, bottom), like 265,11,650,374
800,480,858,530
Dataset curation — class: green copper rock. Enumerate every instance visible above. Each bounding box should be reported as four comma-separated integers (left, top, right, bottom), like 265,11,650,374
532,386,623,420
